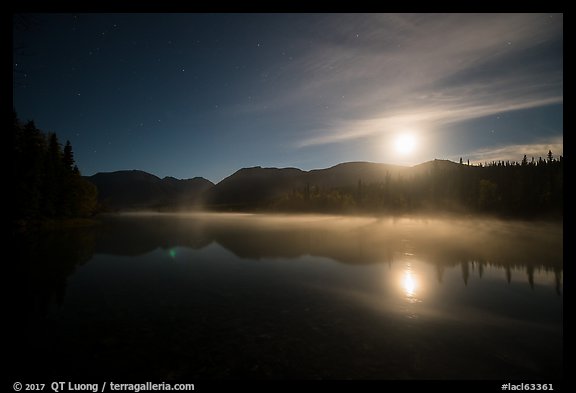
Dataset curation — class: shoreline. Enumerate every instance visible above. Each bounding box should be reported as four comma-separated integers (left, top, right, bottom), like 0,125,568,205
13,218,100,233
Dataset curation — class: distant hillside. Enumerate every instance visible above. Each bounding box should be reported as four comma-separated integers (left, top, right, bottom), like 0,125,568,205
306,161,408,187
87,170,213,210
203,162,410,210
205,166,305,210
87,162,416,211
205,158,562,217
87,157,562,218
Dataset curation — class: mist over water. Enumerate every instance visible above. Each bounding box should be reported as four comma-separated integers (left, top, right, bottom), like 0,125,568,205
17,213,562,379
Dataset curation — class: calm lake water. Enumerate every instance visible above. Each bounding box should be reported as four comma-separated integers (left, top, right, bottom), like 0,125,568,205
16,213,562,380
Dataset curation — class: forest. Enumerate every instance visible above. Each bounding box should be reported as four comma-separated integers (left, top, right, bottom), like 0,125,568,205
270,156,563,218
12,112,98,226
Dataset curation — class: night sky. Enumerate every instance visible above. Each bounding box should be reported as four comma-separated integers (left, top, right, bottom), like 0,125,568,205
13,13,563,183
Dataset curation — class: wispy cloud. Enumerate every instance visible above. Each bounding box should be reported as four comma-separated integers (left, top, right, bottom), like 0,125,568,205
258,13,563,148
298,92,561,147
461,136,563,164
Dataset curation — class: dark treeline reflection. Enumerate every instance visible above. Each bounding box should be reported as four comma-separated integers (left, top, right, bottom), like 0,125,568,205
20,213,562,316
97,213,562,286
16,213,562,380
18,227,95,318
14,226,96,378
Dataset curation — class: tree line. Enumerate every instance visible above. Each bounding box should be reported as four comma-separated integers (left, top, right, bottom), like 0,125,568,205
273,157,563,218
12,112,98,224
12,111,562,220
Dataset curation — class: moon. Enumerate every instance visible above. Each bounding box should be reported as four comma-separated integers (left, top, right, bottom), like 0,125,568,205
394,133,417,155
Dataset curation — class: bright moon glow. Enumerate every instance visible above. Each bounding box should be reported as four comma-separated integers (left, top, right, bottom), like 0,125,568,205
403,269,417,298
394,134,417,155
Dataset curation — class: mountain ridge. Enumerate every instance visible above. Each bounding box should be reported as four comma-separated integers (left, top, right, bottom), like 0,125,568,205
91,160,441,183
87,170,214,210
85,158,562,218
86,160,438,211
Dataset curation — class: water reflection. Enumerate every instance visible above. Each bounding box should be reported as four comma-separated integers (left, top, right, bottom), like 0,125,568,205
16,213,563,320
402,267,417,300
94,213,562,281
16,226,95,317
403,269,416,297
15,213,563,380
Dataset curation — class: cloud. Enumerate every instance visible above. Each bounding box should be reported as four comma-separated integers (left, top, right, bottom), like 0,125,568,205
265,13,563,147
298,92,561,147
461,136,563,164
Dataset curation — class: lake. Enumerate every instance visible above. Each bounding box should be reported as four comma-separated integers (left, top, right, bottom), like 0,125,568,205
15,213,563,380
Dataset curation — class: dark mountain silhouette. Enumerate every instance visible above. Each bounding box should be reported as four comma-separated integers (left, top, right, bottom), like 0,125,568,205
86,156,562,218
86,162,427,211
204,161,413,210
205,166,306,210
408,158,462,175
203,160,482,212
306,161,408,187
87,170,213,210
